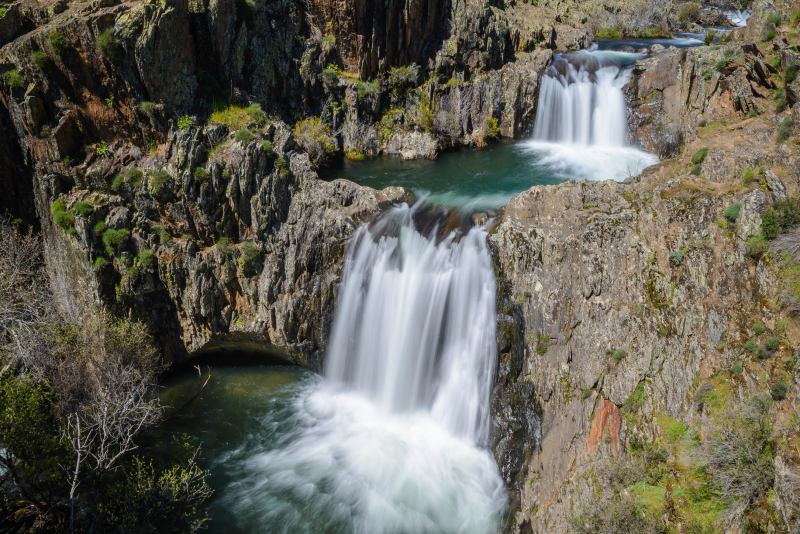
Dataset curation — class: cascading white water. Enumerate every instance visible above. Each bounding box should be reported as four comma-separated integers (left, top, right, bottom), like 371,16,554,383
220,204,507,533
726,9,751,27
325,203,497,444
521,50,659,181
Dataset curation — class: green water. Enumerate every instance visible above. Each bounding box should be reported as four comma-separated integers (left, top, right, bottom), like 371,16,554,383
324,141,564,210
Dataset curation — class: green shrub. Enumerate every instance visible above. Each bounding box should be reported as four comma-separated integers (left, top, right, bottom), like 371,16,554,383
690,164,702,176
93,256,109,269
763,29,776,41
96,141,109,156
786,64,799,85
678,2,700,22
136,249,155,267
484,116,500,139
669,251,685,267
791,8,800,27
70,201,94,218
50,199,75,233
238,241,263,276
572,495,667,534
102,228,130,255
607,348,626,362
215,236,232,255
742,167,757,185
766,13,782,26
595,27,622,39
777,117,794,143
147,170,172,195
154,225,171,245
691,147,709,165
31,50,49,69
2,68,24,90
234,129,255,144
292,116,337,166
261,140,273,154
192,167,208,181
752,322,766,335
48,30,68,57
746,234,768,259
730,362,743,374
704,30,716,45
112,168,143,192
210,103,267,130
177,115,195,130
345,149,365,161
97,28,120,59
138,101,156,114
761,196,800,240
764,336,780,352
93,221,107,235
322,63,341,85
0,7,7,18
724,203,741,223
744,338,759,354
535,335,550,355
770,381,788,400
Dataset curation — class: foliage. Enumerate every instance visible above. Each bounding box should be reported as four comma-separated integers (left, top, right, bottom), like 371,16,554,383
70,201,94,219
723,203,741,223
535,334,549,355
678,2,701,22
192,167,208,181
234,128,255,144
112,168,143,192
2,67,24,89
96,141,110,156
136,249,155,268
177,114,195,130
345,149,366,161
138,101,156,114
0,7,7,18
704,30,716,45
238,241,264,276
669,250,684,266
322,63,341,86
147,170,172,195
210,103,267,130
745,234,768,259
51,198,75,234
97,28,120,60
691,148,709,165
102,228,130,256
572,495,668,534
48,30,68,57
607,348,626,362
777,117,794,143
484,116,500,140
752,321,766,335
595,27,623,39
292,116,337,167
770,381,787,401
761,196,800,240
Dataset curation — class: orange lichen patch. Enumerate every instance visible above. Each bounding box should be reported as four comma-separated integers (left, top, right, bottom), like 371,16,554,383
587,398,622,453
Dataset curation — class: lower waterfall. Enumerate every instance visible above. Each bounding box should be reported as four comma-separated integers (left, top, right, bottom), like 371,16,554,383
213,204,507,533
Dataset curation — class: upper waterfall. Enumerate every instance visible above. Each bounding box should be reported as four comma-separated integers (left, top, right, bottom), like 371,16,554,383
520,49,658,182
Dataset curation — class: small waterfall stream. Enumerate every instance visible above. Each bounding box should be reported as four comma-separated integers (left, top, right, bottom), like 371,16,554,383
520,49,659,181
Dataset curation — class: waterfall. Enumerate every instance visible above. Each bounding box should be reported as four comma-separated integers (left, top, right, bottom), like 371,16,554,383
222,203,507,533
520,49,659,181
726,9,751,27
325,203,497,444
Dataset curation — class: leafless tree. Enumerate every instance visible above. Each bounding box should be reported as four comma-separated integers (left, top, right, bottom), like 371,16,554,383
775,455,800,533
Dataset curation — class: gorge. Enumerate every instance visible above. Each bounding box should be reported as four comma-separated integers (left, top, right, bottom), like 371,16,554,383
1,0,799,533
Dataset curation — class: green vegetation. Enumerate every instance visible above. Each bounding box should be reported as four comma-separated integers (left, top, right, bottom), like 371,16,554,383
752,321,766,335
178,114,196,130
209,103,267,130
766,13,782,26
704,30,716,46
138,101,156,114
777,117,794,143
97,28,120,59
102,228,130,256
96,140,109,156
669,250,684,267
261,140,273,154
70,201,94,218
345,149,366,161
234,129,255,144
746,234,768,259
92,221,106,236
292,116,337,166
723,203,741,223
770,381,787,400
135,249,155,268
112,167,144,192
2,68,24,90
0,221,212,531
0,7,7,18
32,50,49,69
595,27,622,39
193,167,208,181
238,241,264,276
607,348,626,362
764,336,780,352
678,2,700,22
322,63,342,85
484,116,500,140
148,170,172,195
691,147,709,165
50,198,75,234
48,30,68,57
761,196,800,240
535,335,549,355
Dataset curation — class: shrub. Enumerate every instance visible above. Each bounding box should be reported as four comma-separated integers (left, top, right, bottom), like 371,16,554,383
238,241,263,276
48,30,68,57
0,7,7,18
260,140,273,154
484,116,500,139
766,13,782,26
669,251,685,266
322,63,341,85
607,348,626,362
742,167,757,185
154,225,171,245
572,495,667,534
752,321,766,335
746,234,768,259
70,201,94,218
50,199,75,233
96,141,109,156
177,115,195,130
595,27,622,39
761,196,800,240
93,221,107,235
724,203,741,223
210,103,267,130
764,336,780,352
704,30,716,45
102,228,130,256
234,129,255,144
786,64,799,85
192,167,208,181
345,149,365,161
678,2,700,22
690,164,702,176
387,64,419,90
292,116,337,167
744,338,759,354
535,335,549,355
770,381,788,401
138,101,156,114
136,249,155,268
32,50,49,69
215,236,232,255
777,117,794,143
2,68,24,90
147,170,172,195
691,147,709,165
97,28,120,59
763,29,776,42
730,362,743,374
112,168,143,192
93,256,109,269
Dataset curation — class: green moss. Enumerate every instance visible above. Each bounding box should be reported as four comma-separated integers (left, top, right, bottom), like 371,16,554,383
135,249,155,267
92,221,106,236
93,256,109,269
192,167,208,181
260,140,273,154
112,168,143,192
658,415,690,444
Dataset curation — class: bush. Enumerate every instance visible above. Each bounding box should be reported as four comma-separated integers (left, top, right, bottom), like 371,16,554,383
691,147,709,165
292,116,337,167
2,68,24,90
93,256,109,269
0,7,7,18
93,221,106,235
112,168,144,192
261,140,273,154
177,115,195,130
742,167,757,185
770,381,788,401
786,64,799,85
678,2,700,23
744,338,759,354
724,203,741,223
766,13,782,26
690,164,702,176
70,201,94,218
147,170,172,195
48,30,68,57
764,336,780,352
96,141,109,156
484,116,500,139
192,167,208,181
761,196,800,240
322,63,341,86
50,199,75,234
32,50,49,69
607,348,626,362
595,27,622,39
572,495,668,534
238,241,263,276
746,234,768,259
669,251,685,266
138,101,156,114
102,228,130,256
730,362,743,374
704,30,716,45
210,103,267,130
136,249,155,268
97,28,120,59
234,129,255,144
345,149,365,161
777,117,794,143
752,321,766,335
